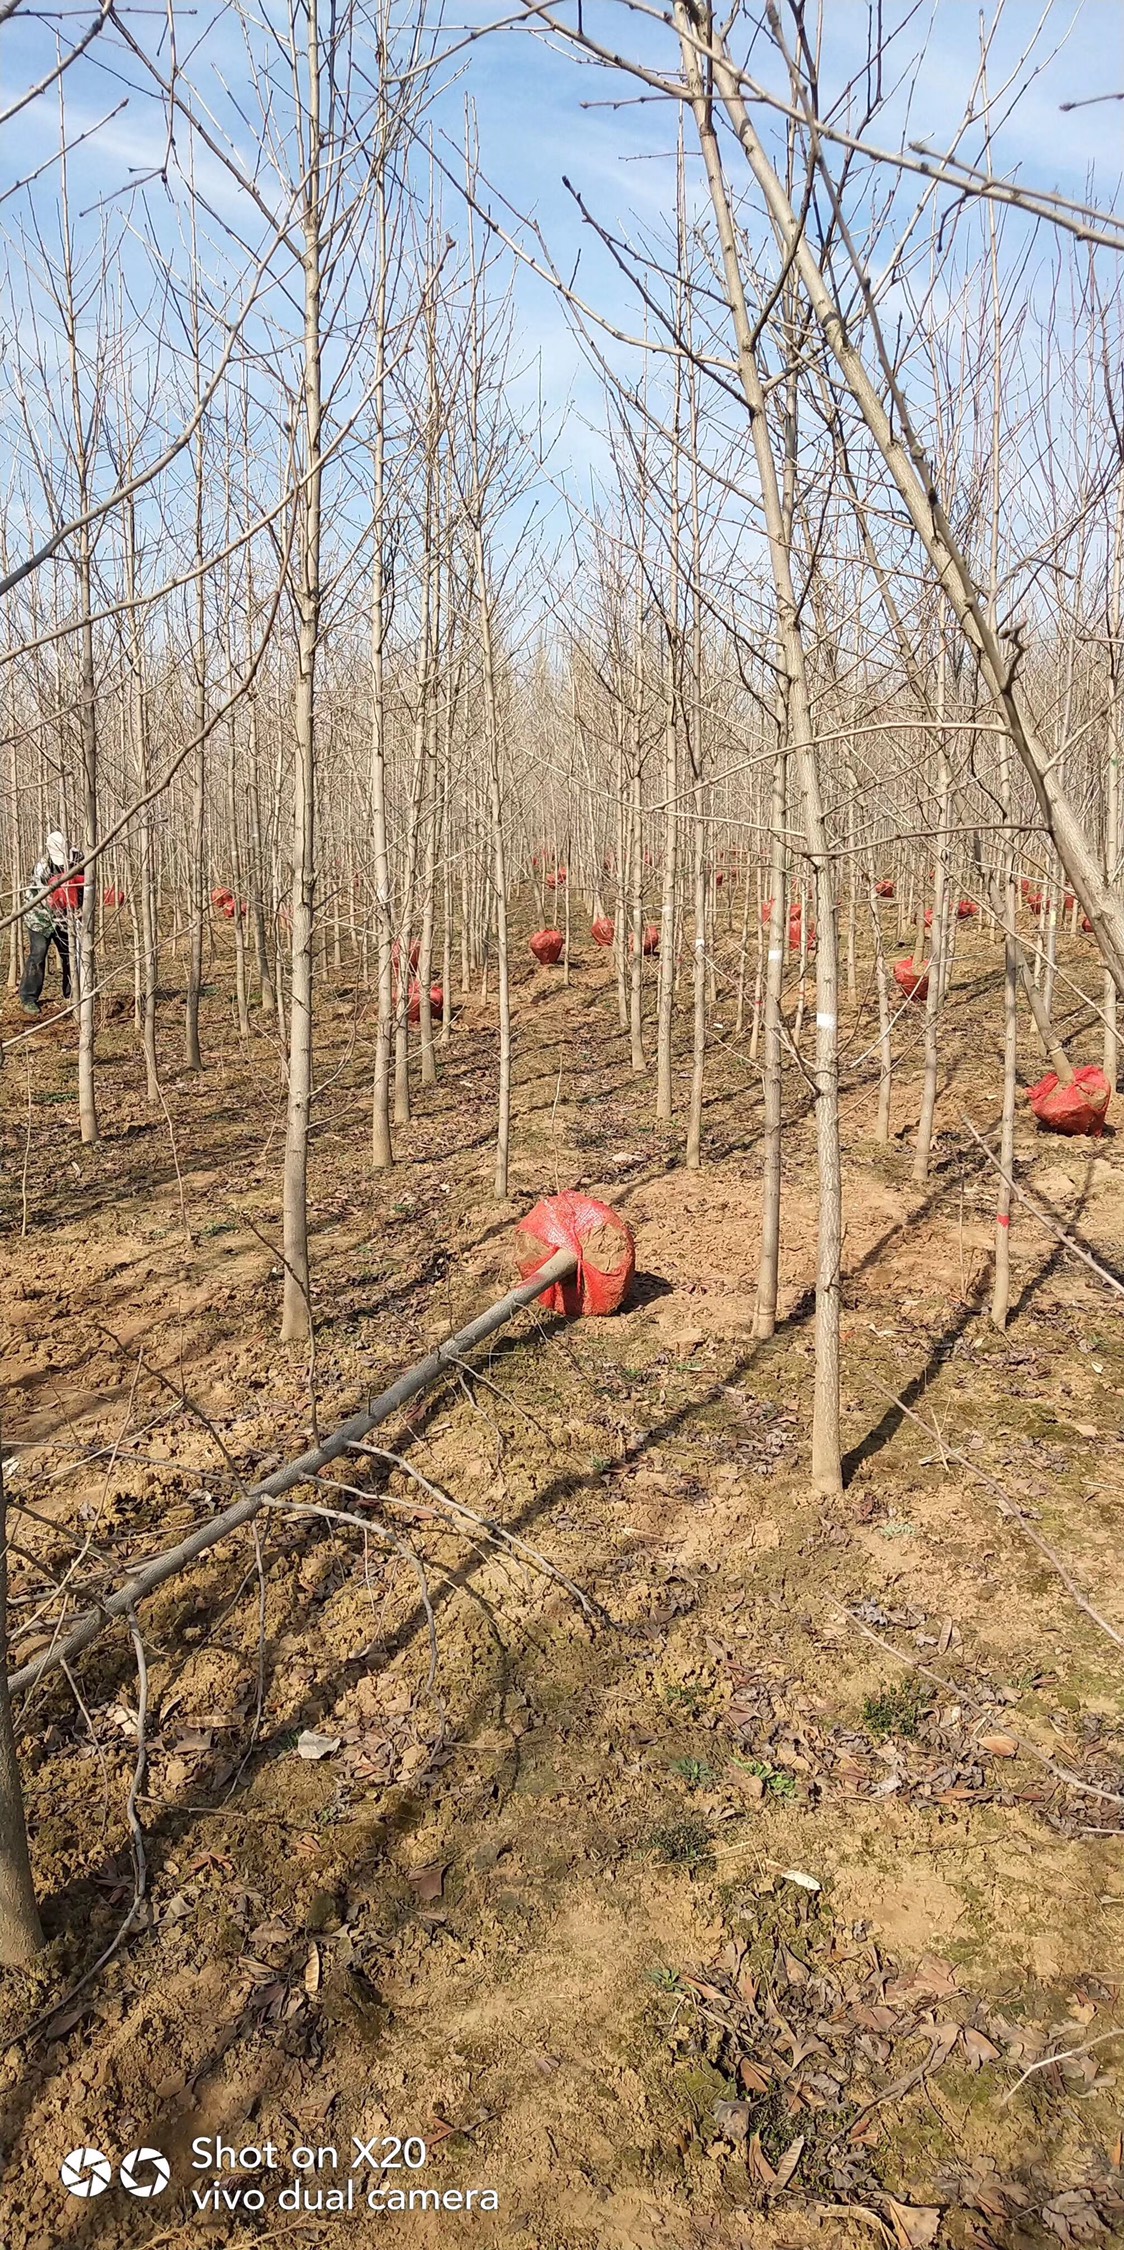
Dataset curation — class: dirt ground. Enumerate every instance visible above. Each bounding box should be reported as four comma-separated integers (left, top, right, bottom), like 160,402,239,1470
1,904,1123,2250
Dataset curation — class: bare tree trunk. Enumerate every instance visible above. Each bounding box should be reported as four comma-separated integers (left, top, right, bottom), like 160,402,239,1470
1105,478,1123,1087
679,4,842,1492
281,0,324,1347
914,647,949,1182
755,738,787,1338
707,39,1124,993
184,425,207,1072
655,642,678,1120
0,1441,44,1966
123,492,159,1104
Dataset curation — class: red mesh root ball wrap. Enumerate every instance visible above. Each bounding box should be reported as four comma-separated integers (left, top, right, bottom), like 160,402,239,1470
894,958,929,1002
530,929,564,965
407,980,444,1025
1027,1065,1111,1138
591,916,614,947
515,1191,636,1318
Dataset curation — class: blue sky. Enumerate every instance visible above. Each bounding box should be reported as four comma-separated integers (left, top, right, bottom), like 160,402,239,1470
1,0,1120,570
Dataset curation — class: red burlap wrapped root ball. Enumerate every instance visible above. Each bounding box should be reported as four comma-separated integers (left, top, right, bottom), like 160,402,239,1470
591,916,614,947
1027,1065,1111,1138
894,958,929,1002
530,928,564,966
407,980,444,1025
515,1191,636,1318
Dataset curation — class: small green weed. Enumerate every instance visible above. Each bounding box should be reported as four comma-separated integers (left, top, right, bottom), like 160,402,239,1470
733,1755,796,1799
651,1816,713,1869
670,1756,714,1788
862,1676,926,1740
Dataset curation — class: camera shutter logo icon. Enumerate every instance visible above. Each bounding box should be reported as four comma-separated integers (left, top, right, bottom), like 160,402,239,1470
120,2147,171,2198
60,2148,113,2198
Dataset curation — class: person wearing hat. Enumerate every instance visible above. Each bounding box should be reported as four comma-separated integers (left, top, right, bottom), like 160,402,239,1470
19,831,83,1017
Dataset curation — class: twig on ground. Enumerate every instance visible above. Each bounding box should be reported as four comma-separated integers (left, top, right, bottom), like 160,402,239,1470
958,1110,1124,1300
20,1046,32,1239
865,1377,1124,1657
7,1247,578,1698
20,1606,154,2046
999,2025,1124,2105
350,1443,602,1621
835,1602,1124,1809
123,1606,150,1914
155,1078,192,1245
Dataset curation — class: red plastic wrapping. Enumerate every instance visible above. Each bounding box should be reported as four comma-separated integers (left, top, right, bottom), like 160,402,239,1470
957,899,978,920
629,924,660,956
530,928,564,965
211,886,234,910
591,916,614,947
1081,915,1094,934
103,887,127,908
1027,1064,1111,1138
515,1190,636,1318
407,980,444,1025
894,958,929,1002
545,865,568,890
789,916,815,952
392,939,420,973
1026,891,1044,914
875,880,895,899
761,898,775,926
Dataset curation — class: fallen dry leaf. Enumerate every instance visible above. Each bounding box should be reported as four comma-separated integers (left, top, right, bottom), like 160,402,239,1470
883,2196,942,2249
977,1731,1019,1758
295,1728,341,1761
407,1862,447,1904
747,2130,777,2186
773,2133,805,2188
738,2057,772,2095
961,2025,1001,2069
304,1944,321,1996
885,1955,959,2002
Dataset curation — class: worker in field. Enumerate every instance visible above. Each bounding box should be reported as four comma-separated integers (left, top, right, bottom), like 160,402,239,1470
19,830,83,1017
